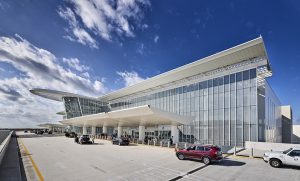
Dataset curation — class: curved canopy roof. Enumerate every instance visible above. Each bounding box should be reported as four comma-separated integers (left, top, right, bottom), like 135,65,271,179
30,89,96,102
99,36,270,101
38,123,67,128
61,105,193,127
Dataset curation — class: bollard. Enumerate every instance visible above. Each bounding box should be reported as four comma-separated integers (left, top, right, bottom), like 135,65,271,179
175,143,178,150
148,140,150,145
154,140,156,146
160,141,163,147
168,141,170,148
184,143,187,149
250,148,254,158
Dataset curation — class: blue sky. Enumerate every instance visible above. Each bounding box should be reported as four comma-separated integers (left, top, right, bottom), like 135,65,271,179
0,0,299,127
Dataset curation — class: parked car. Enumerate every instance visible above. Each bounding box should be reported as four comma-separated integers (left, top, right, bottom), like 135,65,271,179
112,137,130,146
175,144,223,165
36,130,44,135
79,135,92,144
263,147,300,168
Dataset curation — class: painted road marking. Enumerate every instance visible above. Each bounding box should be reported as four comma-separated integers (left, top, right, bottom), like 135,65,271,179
20,139,44,181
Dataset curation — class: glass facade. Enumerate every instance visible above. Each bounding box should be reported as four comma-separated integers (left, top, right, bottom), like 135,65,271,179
63,97,108,119
259,81,282,143
108,68,260,146
62,60,282,147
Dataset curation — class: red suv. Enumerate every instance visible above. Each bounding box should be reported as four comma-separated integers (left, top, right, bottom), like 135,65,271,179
176,144,223,165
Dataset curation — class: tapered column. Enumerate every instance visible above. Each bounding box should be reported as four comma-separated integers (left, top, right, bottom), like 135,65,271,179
117,126,123,138
103,126,107,134
83,125,87,135
171,125,179,143
91,126,96,135
139,125,145,141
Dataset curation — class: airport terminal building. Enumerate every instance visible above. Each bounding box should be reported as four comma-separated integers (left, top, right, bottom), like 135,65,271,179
31,37,288,147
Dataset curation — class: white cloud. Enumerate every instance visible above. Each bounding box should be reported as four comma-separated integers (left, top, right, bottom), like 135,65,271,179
117,71,145,87
0,35,107,128
58,7,98,49
62,57,89,72
58,0,150,47
154,35,159,43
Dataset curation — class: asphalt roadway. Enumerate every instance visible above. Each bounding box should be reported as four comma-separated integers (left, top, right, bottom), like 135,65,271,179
17,132,300,181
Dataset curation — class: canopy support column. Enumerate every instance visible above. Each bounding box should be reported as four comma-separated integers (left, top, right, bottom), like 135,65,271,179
171,125,179,143
139,125,145,141
117,126,123,138
83,125,87,135
103,126,107,134
91,126,96,135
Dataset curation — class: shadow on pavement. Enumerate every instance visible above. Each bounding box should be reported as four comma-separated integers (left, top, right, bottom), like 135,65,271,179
280,165,300,170
212,158,246,167
76,143,105,145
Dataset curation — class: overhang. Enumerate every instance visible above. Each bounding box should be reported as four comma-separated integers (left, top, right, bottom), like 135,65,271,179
30,89,96,102
99,36,270,101
60,105,194,127
38,123,67,128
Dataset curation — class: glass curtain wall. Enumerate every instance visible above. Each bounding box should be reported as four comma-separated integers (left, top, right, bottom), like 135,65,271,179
63,97,108,119
264,81,282,143
109,68,258,146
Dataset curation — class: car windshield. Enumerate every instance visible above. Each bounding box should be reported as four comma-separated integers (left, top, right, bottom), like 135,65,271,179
283,148,293,154
215,147,221,151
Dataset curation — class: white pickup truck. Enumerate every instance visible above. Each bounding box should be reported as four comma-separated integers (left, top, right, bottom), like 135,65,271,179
263,147,300,168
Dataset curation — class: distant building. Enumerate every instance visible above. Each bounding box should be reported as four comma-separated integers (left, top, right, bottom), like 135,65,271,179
31,37,289,146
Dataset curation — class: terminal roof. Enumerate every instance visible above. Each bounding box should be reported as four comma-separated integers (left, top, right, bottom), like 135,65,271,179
99,36,270,101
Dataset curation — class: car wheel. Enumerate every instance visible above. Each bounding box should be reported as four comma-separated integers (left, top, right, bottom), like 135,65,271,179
177,153,185,160
202,156,211,165
270,159,281,168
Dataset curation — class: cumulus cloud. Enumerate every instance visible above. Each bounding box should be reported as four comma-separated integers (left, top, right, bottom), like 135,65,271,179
117,71,145,87
0,35,107,128
58,0,150,47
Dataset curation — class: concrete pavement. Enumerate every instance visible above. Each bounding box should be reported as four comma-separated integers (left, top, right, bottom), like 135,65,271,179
17,132,300,181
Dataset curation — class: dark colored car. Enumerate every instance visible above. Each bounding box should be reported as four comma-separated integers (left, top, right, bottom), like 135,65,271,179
48,131,52,134
176,144,223,165
112,137,130,146
36,130,44,135
79,135,92,144
68,132,77,138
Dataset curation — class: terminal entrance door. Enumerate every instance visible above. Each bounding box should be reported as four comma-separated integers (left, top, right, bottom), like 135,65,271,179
132,130,139,139
155,130,171,140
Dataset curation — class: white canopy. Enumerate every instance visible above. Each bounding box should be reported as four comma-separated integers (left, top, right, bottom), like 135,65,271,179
60,105,194,127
